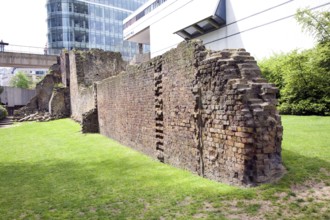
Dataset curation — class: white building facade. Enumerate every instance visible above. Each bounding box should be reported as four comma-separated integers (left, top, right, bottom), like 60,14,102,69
124,0,330,60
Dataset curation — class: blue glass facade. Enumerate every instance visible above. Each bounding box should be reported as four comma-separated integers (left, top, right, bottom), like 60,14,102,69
47,0,147,60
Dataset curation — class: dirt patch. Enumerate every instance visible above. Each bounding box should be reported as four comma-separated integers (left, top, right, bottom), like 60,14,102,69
222,200,274,220
193,180,330,219
290,180,330,202
178,197,193,207
320,168,330,177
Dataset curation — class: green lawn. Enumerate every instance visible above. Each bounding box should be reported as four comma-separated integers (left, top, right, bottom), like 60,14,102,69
0,116,329,219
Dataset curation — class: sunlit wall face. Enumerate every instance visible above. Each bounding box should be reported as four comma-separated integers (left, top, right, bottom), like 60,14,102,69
46,0,148,60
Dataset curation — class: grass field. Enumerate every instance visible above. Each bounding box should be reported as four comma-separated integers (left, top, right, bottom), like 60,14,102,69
0,116,329,219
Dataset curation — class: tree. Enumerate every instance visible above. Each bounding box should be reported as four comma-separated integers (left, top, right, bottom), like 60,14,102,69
296,8,330,72
0,85,3,104
0,86,7,119
259,8,330,115
10,72,33,89
295,8,330,43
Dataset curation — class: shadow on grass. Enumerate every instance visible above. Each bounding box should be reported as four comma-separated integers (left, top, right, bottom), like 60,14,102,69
0,157,239,219
0,144,328,219
259,148,330,194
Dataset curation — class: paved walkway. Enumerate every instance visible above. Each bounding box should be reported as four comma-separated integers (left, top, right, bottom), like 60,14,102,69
0,117,14,128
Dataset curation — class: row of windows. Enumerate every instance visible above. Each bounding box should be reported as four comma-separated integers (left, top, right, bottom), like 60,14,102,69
47,0,148,60
48,2,131,20
48,17,123,33
49,30,125,45
47,0,145,14
49,19,123,36
82,0,144,11
124,0,167,29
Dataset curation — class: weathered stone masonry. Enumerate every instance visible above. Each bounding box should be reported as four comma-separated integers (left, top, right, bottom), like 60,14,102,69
16,41,284,186
68,49,125,133
95,41,284,186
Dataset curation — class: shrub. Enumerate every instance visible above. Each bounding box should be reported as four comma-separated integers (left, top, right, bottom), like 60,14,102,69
278,100,329,116
259,47,330,116
0,105,8,120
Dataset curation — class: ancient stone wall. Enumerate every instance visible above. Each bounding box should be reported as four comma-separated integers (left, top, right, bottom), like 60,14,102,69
60,52,70,87
13,63,62,119
49,87,70,118
69,49,125,122
193,48,283,185
97,62,156,156
96,41,284,186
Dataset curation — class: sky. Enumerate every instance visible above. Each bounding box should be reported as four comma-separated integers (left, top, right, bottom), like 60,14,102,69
0,0,47,48
0,0,328,59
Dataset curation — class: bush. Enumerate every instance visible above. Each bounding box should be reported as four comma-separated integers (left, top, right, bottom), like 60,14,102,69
259,9,330,115
278,100,330,115
259,45,330,115
0,105,8,120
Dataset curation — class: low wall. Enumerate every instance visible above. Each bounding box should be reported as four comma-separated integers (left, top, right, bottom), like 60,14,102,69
96,41,284,186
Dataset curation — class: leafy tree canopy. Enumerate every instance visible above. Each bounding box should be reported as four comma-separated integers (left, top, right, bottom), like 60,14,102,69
10,72,33,89
259,8,330,115
296,8,330,43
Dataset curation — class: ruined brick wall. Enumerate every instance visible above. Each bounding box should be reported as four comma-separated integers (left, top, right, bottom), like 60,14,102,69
193,49,283,185
97,62,156,156
96,41,284,186
14,63,62,119
60,52,70,87
49,87,70,118
69,49,125,122
158,43,199,169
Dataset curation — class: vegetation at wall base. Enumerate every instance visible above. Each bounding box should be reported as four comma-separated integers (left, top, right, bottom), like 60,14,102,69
0,117,329,219
0,86,6,120
0,105,7,120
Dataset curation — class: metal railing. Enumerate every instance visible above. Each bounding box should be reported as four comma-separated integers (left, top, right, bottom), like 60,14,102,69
1,44,62,56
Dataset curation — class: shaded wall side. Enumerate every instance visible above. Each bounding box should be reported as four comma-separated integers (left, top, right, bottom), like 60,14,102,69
69,50,125,123
97,64,155,156
69,52,83,121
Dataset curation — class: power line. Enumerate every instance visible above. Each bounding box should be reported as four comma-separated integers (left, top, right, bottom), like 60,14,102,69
204,1,330,46
151,1,330,55
151,0,294,55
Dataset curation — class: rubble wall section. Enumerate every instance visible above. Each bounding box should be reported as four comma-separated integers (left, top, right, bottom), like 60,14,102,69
69,49,125,122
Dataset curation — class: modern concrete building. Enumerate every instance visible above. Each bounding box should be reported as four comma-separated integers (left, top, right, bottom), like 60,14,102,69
46,0,148,60
0,86,36,115
124,0,330,59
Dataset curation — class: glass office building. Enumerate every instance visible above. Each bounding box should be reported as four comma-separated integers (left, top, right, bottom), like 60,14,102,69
46,0,147,60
